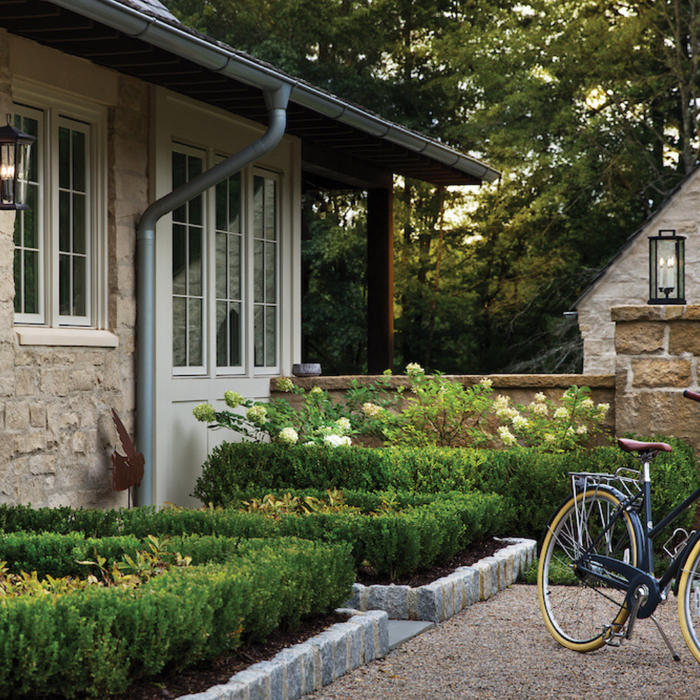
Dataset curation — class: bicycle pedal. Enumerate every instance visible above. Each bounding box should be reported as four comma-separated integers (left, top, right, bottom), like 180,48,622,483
602,624,626,647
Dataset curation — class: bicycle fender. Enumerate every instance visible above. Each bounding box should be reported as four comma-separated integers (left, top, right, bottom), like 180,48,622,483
672,528,700,595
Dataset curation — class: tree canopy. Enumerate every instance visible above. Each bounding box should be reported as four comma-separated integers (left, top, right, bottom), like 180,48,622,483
165,0,700,374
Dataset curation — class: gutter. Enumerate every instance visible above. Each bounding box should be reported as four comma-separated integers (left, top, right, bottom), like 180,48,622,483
49,0,499,184
134,84,291,506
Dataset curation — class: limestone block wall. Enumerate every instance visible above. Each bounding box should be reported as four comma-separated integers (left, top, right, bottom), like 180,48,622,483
613,305,700,449
578,167,700,374
0,32,148,507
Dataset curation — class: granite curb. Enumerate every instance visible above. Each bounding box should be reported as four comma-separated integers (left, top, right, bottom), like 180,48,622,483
180,610,389,700
344,537,537,622
180,537,536,699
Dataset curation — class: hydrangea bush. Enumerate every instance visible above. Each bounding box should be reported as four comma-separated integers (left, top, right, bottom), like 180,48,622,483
193,364,610,452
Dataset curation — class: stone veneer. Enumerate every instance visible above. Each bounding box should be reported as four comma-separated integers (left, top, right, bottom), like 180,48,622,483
613,305,700,449
0,32,147,507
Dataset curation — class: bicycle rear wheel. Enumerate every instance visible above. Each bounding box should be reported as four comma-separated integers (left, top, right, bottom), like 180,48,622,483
677,538,700,662
537,487,641,652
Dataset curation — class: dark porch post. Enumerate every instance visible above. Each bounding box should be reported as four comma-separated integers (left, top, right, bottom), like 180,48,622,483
367,187,394,374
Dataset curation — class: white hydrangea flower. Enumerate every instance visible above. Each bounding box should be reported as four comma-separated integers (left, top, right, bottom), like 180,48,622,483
479,378,493,389
324,434,351,447
277,427,299,445
596,403,610,418
224,390,244,408
405,362,424,376
276,377,295,393
531,402,549,417
581,398,595,410
493,395,510,411
362,402,382,417
497,406,518,421
554,407,570,421
247,404,268,426
576,425,588,435
497,426,517,446
512,414,529,430
192,403,216,423
534,392,547,403
310,386,324,396
335,417,351,435
544,434,556,444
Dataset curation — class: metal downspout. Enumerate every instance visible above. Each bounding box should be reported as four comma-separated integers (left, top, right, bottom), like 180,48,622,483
135,84,291,507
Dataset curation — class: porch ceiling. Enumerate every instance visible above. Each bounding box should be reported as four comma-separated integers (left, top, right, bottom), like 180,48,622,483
0,0,496,188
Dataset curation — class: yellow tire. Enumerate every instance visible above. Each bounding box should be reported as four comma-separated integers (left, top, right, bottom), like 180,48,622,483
677,538,700,663
538,488,640,652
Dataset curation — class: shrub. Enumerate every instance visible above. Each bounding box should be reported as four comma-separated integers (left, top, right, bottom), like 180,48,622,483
193,439,698,539
0,538,354,699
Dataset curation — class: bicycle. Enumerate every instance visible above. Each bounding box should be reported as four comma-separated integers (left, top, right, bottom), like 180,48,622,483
537,389,700,662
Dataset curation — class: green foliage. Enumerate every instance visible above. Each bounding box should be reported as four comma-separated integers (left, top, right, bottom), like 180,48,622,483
380,366,494,447
0,538,354,698
194,438,698,540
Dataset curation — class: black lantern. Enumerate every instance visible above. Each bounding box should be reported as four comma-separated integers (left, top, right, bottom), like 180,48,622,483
649,229,686,305
0,115,35,210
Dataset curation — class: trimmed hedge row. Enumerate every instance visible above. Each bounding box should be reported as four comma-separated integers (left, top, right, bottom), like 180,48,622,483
0,537,354,699
0,491,504,580
193,440,699,539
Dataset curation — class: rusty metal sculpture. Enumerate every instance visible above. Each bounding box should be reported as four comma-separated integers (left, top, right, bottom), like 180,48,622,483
111,409,144,505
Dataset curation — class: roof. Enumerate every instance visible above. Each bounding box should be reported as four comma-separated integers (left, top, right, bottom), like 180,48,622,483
0,0,499,187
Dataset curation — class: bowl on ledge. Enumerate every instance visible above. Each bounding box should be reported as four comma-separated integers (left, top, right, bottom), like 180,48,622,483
292,363,322,377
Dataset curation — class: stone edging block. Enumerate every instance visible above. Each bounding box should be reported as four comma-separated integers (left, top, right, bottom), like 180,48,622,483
344,537,537,623
179,610,389,700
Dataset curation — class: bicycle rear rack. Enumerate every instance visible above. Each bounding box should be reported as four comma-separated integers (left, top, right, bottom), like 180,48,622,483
569,469,642,502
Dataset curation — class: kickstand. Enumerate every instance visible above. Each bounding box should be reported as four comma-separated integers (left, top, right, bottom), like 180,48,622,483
650,614,681,661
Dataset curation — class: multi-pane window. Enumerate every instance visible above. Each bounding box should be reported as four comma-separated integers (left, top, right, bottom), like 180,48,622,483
215,172,243,369
13,108,41,321
253,174,278,368
13,100,96,328
172,148,204,369
170,149,279,375
58,120,90,321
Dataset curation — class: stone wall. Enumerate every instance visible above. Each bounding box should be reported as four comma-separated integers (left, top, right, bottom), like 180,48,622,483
613,305,700,449
577,167,700,374
0,33,147,507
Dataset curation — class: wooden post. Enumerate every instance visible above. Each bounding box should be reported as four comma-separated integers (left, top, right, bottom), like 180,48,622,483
367,187,394,374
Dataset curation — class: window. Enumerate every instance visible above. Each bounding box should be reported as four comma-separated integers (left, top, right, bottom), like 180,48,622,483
171,147,204,370
253,173,278,368
170,146,280,376
12,89,105,330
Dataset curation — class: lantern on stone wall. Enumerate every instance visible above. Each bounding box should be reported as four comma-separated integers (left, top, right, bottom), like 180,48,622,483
0,115,35,210
649,229,686,305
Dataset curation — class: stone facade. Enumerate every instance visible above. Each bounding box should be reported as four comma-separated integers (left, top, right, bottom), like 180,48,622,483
0,32,147,507
613,305,700,447
577,166,700,374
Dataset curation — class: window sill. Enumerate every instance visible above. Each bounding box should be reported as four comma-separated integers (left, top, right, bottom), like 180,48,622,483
15,327,119,348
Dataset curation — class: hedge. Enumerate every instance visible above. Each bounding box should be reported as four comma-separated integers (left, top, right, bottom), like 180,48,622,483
0,491,504,580
192,439,699,539
0,538,354,699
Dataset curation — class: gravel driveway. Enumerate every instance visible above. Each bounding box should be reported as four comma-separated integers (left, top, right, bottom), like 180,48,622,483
306,584,700,700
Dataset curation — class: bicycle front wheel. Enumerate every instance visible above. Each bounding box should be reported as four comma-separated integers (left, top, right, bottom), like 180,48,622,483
677,538,700,662
537,487,641,652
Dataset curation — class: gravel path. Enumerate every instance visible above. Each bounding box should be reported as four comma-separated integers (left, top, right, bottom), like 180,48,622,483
306,585,700,700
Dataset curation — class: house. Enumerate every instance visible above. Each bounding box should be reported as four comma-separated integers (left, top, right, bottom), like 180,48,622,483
0,0,498,509
574,166,700,375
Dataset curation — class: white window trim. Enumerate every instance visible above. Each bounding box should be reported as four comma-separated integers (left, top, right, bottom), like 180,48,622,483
12,80,108,333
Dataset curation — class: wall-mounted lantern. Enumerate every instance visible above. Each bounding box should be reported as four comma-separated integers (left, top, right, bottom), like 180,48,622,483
0,115,35,210
649,229,686,305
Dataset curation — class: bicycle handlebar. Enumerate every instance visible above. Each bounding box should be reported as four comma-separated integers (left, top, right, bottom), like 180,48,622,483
683,389,700,403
